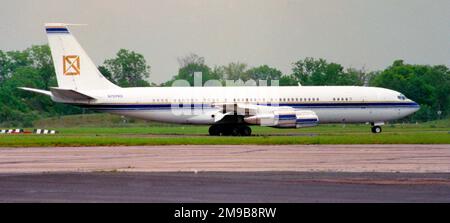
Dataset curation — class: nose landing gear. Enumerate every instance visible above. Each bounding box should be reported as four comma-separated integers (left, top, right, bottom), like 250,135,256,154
371,126,382,133
370,122,384,134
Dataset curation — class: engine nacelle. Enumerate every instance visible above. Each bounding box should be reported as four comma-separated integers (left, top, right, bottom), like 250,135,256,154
244,110,319,128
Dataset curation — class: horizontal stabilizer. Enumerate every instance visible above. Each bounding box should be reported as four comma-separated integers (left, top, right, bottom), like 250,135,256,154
19,87,52,96
50,87,96,100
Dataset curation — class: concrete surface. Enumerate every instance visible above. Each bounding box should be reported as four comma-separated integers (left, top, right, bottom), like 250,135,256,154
0,172,449,202
0,144,449,173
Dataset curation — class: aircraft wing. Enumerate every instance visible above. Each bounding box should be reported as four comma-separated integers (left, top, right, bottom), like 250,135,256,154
212,103,293,116
211,103,319,128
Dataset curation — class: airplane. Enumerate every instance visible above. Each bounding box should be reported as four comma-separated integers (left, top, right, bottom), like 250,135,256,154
20,23,420,136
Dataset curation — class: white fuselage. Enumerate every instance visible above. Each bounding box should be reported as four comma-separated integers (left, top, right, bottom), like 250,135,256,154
63,86,420,125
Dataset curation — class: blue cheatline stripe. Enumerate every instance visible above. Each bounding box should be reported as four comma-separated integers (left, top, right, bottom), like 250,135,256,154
296,119,318,122
74,102,419,111
276,102,420,107
46,27,69,34
277,117,295,120
277,115,296,118
296,119,318,123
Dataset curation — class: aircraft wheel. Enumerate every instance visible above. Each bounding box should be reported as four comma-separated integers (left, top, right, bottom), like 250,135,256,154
231,126,241,136
220,125,232,136
240,126,252,136
371,126,382,134
208,125,221,136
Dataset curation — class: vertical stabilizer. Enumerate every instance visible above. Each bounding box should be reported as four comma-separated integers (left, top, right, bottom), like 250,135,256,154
45,23,119,90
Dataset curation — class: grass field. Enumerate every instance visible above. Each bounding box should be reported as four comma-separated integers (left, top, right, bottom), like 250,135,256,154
0,114,449,147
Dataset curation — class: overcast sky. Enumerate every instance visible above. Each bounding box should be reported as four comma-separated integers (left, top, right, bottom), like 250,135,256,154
1,0,449,83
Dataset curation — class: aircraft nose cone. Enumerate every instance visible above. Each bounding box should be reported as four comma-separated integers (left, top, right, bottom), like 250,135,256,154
412,101,420,113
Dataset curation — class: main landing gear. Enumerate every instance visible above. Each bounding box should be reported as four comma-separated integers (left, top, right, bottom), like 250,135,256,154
209,124,252,136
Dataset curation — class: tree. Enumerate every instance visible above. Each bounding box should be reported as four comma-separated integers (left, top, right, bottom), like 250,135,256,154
279,75,299,86
26,45,55,89
0,67,43,127
0,45,85,126
0,50,11,83
291,57,363,86
98,65,115,84
370,60,450,121
165,63,220,87
177,53,205,68
103,49,151,87
175,63,212,86
223,62,248,81
246,65,283,84
6,50,31,70
210,65,225,82
163,54,224,86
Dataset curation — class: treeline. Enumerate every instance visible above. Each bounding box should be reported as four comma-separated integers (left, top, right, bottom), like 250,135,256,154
0,45,449,127
162,53,450,122
163,54,369,87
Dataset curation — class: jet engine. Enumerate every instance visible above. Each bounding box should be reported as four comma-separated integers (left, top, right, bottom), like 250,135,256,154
244,110,319,128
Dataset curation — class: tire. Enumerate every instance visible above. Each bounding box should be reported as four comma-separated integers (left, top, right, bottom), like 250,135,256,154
371,126,382,134
208,125,220,136
231,126,241,136
220,125,232,136
240,126,252,136
210,125,251,136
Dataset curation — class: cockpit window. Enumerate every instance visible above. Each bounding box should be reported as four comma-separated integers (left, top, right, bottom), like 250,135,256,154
397,95,406,100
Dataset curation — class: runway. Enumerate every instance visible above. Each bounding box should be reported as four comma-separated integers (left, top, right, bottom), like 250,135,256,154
1,144,449,202
0,172,449,202
0,144,449,173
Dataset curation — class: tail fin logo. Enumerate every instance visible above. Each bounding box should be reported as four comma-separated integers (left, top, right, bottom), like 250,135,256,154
63,55,80,75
